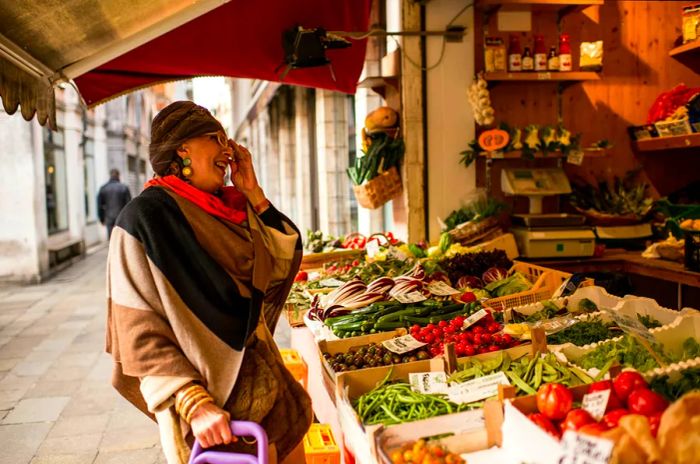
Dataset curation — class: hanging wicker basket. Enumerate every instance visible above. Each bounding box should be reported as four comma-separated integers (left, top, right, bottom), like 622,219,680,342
352,167,403,210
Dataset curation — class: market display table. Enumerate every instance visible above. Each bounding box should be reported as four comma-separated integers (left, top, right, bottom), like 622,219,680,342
531,249,700,308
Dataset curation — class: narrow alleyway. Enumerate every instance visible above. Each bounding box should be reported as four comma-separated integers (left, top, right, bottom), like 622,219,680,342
0,246,291,464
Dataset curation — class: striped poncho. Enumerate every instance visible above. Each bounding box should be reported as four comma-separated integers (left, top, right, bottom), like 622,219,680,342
106,186,312,462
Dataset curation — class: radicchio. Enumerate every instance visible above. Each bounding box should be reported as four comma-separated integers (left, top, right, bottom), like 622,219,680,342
482,267,509,284
456,275,484,289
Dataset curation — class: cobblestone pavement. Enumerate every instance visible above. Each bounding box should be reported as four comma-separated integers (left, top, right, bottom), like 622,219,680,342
0,246,292,464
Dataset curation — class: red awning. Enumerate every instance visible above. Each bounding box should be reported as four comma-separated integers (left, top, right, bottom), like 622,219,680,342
74,0,371,106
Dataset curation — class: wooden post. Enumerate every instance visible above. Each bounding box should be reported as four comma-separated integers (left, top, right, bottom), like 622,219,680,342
530,327,549,356
399,0,426,243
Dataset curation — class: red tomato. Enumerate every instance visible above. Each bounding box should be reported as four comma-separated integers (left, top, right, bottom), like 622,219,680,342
481,333,492,344
464,345,476,356
487,322,501,333
473,334,483,345
424,334,435,344
587,380,623,412
528,413,561,438
438,320,448,328
561,409,595,432
487,345,500,352
426,323,436,330
627,388,668,416
460,292,477,303
293,271,308,282
411,324,421,333
578,422,610,437
648,412,662,437
472,326,485,334
502,334,513,344
453,315,466,326
613,371,647,403
536,384,573,421
602,408,629,429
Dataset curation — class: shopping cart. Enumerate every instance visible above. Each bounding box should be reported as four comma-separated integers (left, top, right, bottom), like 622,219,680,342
188,421,268,464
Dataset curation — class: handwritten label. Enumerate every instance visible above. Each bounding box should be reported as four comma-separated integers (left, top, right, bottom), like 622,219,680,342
393,291,427,304
559,430,614,464
602,308,656,344
447,372,510,404
409,372,449,394
382,334,427,354
537,315,578,335
427,281,460,296
567,149,585,166
463,309,488,329
581,390,610,421
366,239,381,258
319,278,345,288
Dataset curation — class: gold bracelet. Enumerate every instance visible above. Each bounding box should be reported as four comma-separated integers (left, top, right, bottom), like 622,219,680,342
175,385,202,412
185,396,214,423
179,391,210,417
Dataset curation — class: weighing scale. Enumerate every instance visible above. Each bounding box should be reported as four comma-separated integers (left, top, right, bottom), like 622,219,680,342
501,168,596,258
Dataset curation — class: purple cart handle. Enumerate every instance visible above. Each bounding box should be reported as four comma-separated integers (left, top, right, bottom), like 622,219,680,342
188,421,268,464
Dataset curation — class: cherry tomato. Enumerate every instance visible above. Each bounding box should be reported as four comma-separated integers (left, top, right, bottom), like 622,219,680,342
487,322,501,333
426,323,436,331
473,334,483,345
481,333,492,344
453,315,466,326
465,345,476,356
411,324,421,333
578,422,610,437
502,334,513,344
293,271,308,282
602,409,629,429
536,383,573,421
627,388,668,416
472,326,485,335
459,292,477,303
492,334,503,344
487,345,500,352
648,412,662,437
424,334,435,344
528,413,561,438
613,371,647,403
438,320,448,328
586,380,623,412
561,409,595,433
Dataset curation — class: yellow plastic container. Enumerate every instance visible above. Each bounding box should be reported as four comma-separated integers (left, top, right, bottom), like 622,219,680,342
303,424,341,464
279,348,308,390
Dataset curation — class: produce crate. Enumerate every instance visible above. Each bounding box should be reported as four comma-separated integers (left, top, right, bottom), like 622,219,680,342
556,311,700,376
279,348,308,390
303,424,341,464
317,330,406,403
484,262,593,312
300,248,364,270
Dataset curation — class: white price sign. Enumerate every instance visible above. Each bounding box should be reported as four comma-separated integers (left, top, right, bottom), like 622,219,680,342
409,372,449,394
463,309,488,329
447,371,510,404
581,390,610,421
602,308,656,344
427,281,460,296
567,149,585,166
393,291,427,304
319,278,345,288
559,430,614,464
366,239,381,258
382,334,427,354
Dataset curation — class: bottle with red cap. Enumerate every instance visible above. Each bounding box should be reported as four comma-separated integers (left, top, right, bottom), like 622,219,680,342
534,34,547,71
558,33,572,71
508,34,522,72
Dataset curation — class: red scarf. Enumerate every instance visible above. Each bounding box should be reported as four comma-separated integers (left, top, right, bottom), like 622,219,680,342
145,176,248,225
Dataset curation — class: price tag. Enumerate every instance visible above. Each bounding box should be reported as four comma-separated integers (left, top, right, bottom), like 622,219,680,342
602,308,656,344
393,291,427,304
463,309,488,329
409,372,449,394
581,390,610,421
538,315,578,335
366,239,381,258
319,278,345,288
559,430,614,464
382,334,427,354
447,371,510,404
427,281,460,296
537,72,552,80
489,150,505,159
567,149,585,166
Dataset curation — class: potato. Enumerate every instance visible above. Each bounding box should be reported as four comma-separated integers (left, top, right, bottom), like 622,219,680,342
680,219,693,230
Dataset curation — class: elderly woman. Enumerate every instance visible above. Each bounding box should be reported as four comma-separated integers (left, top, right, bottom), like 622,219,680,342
105,101,312,463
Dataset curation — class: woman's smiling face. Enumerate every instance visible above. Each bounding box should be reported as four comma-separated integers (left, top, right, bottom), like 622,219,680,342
177,132,232,193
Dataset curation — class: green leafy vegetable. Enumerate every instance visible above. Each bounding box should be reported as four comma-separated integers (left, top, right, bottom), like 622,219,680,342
547,318,619,346
577,298,599,313
649,367,700,402
484,272,532,297
637,314,662,329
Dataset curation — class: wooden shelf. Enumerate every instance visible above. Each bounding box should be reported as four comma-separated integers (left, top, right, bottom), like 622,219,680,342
669,40,700,58
483,71,601,82
479,148,607,159
477,0,603,17
634,133,700,152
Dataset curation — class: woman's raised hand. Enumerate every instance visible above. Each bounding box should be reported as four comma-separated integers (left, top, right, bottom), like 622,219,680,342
229,141,263,198
189,402,236,448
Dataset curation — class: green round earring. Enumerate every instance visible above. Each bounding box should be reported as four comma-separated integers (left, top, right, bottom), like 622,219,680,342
181,157,192,177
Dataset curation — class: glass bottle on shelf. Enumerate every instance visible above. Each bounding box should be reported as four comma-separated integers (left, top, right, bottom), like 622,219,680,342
534,34,547,71
547,46,559,71
508,34,522,72
558,33,572,71
522,46,534,71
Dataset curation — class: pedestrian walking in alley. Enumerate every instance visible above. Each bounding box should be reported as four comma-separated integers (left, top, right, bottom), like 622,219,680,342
105,101,311,464
97,169,132,239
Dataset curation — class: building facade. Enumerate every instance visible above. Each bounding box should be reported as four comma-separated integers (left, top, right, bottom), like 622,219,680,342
0,83,179,283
